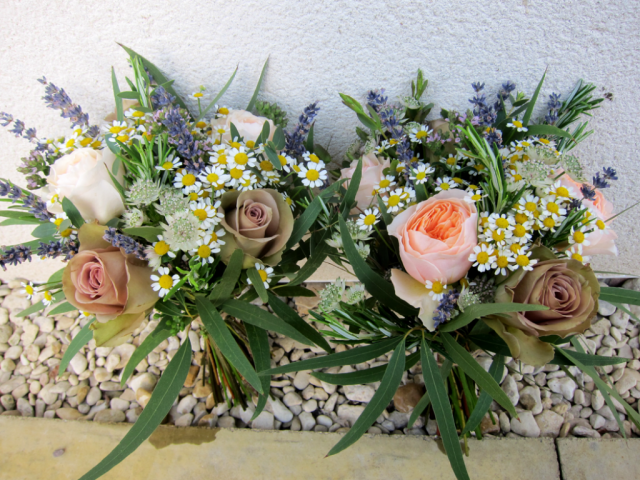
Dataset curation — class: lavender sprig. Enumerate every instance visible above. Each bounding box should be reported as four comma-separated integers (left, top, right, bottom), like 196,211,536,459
284,102,319,156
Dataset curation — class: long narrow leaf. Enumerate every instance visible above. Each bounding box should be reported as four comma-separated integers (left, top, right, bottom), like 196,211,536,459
111,67,124,122
599,286,640,306
209,249,243,305
408,358,454,428
62,197,85,228
48,302,78,315
312,351,420,385
16,291,65,318
341,157,362,217
441,333,517,417
439,303,548,333
421,338,470,480
120,319,172,385
78,337,191,480
58,319,95,375
195,66,238,122
246,268,269,303
327,338,406,456
262,336,402,376
267,292,331,353
196,296,263,394
246,57,268,111
245,323,271,421
288,229,331,286
523,70,546,125
461,354,504,436
339,216,416,318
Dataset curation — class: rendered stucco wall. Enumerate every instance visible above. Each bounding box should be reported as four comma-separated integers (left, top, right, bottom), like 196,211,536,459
0,0,638,282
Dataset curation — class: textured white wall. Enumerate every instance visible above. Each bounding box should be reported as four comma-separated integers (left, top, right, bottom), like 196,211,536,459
0,0,639,282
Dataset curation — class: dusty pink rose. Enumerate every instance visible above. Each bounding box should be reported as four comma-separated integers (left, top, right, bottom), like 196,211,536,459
558,173,617,256
339,152,390,211
62,224,157,346
387,190,478,330
211,109,274,144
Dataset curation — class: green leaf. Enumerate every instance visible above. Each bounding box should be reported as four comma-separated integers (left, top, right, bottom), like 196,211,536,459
304,124,314,153
78,336,191,480
287,229,331,286
245,323,270,421
554,349,627,366
339,216,417,318
269,285,316,297
247,57,268,111
47,268,65,285
31,222,57,239
118,44,188,111
523,70,546,126
61,197,85,228
312,351,420,385
255,119,271,146
272,125,285,150
230,122,241,141
599,287,640,307
408,358,453,428
48,302,78,315
209,249,244,305
611,302,640,323
0,218,41,226
340,157,362,218
262,336,402,376
121,227,163,242
246,267,269,303
195,66,238,122
327,338,406,456
112,67,124,122
439,303,549,332
221,299,314,347
120,319,172,386
525,124,573,139
376,195,392,226
117,91,141,100
339,93,366,115
267,292,331,353
461,354,505,436
263,145,283,171
16,291,66,318
421,338,470,480
196,296,263,394
441,333,517,417
0,210,37,219
285,197,323,250
58,319,95,375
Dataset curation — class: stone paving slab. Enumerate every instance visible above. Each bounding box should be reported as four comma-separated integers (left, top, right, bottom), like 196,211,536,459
0,416,559,480
557,438,640,480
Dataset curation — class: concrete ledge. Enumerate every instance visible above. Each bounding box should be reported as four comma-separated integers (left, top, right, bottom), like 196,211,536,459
557,438,640,480
0,416,560,480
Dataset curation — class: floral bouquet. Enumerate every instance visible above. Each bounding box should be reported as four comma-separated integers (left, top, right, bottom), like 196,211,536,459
1,46,337,479
264,71,640,479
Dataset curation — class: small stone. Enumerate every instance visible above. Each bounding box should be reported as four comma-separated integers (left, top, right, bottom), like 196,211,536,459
343,384,375,403
610,310,630,330
104,353,120,373
193,382,212,399
184,365,200,388
283,391,302,407
56,408,84,420
136,389,152,408
480,413,500,434
86,387,101,406
499,412,511,433
590,413,606,430
252,411,275,430
70,354,88,375
175,413,194,427
0,376,25,394
24,344,39,362
198,413,218,428
110,398,130,411
559,422,571,437
128,372,157,393
501,375,520,406
547,377,577,401
76,386,89,404
519,385,543,415
94,409,126,423
299,411,316,431
317,414,333,428
598,300,616,317
302,399,317,413
573,425,601,438
590,318,611,336
426,418,438,435
1,394,15,410
293,371,311,390
177,395,197,415
0,358,15,373
93,368,111,383
510,411,540,437
591,390,605,411
20,324,38,346
392,383,425,413
218,416,236,428
268,396,293,423
389,411,410,429
615,369,640,395
99,381,123,392
4,345,22,360
535,410,564,438
337,404,365,426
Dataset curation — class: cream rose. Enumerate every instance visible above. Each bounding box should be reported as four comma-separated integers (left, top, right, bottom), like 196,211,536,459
558,173,618,256
387,190,478,330
46,148,125,224
211,109,275,144
339,152,390,211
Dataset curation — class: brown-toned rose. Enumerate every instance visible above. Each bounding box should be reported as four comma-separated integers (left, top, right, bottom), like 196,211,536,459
62,223,157,347
485,246,600,366
218,189,294,268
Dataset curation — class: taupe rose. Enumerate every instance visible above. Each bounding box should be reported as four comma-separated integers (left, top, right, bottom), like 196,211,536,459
485,246,600,366
62,224,157,347
218,189,294,268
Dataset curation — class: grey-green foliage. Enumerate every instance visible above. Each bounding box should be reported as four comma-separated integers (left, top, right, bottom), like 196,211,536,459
255,100,288,128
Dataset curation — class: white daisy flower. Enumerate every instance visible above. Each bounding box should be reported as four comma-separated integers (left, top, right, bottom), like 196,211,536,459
302,152,322,164
568,226,591,246
282,192,295,211
151,267,180,297
384,188,408,213
434,176,458,192
226,167,252,188
425,280,447,301
514,249,538,271
247,263,274,289
227,146,256,170
567,244,590,264
190,234,220,265
507,120,528,132
278,153,300,174
174,170,202,193
357,208,380,231
298,161,328,188
409,125,432,143
468,244,496,273
209,148,229,167
374,175,396,194
238,173,259,192
410,164,434,185
42,290,54,306
439,154,460,170
156,154,182,172
199,165,230,189
21,281,35,300
491,250,516,276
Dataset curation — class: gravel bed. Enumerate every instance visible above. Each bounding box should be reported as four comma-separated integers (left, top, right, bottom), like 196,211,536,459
1,278,639,440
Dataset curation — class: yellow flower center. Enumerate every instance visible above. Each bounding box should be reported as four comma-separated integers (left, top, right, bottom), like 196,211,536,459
204,173,219,184
215,154,227,165
389,139,398,145
162,161,174,170
539,138,550,144
492,230,505,242
573,231,585,243
379,179,391,189
430,281,444,294
154,241,170,255
53,218,64,227
197,245,212,258
497,256,509,268
513,121,523,128
480,216,489,226
278,155,288,166
258,269,268,282
193,92,204,98
181,174,196,186
308,154,320,163
387,195,400,207
193,209,208,221
234,152,249,165
44,291,52,301
546,202,559,214
515,224,528,238
446,156,456,166
555,186,569,197
476,252,490,264
230,168,244,180
415,130,427,139
132,110,145,118
543,217,556,229
515,213,528,224
25,285,34,295
364,214,376,226
474,164,485,171
510,243,521,254
188,192,199,201
306,170,320,181
516,254,530,267
525,201,537,212
495,218,510,229
472,194,482,201
158,275,174,290
292,165,301,173
195,121,207,129
513,174,523,181
440,182,450,190
571,252,583,262
596,219,606,230
60,228,73,238
415,171,426,181
260,160,274,172
218,107,229,115
80,137,93,147
229,141,241,149
109,126,123,134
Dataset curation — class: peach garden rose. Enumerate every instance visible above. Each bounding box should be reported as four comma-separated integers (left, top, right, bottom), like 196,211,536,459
387,190,478,330
339,152,390,211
